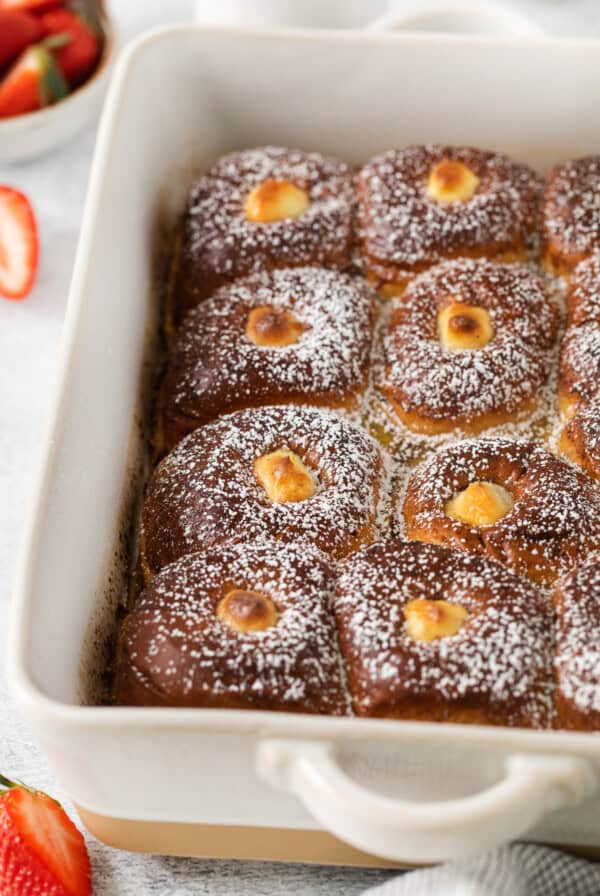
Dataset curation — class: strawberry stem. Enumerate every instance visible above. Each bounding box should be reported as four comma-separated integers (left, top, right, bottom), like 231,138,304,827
0,775,38,796
0,774,19,791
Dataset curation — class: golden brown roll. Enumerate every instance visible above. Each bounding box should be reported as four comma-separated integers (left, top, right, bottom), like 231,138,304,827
553,555,600,730
141,404,386,579
162,267,376,448
402,438,600,585
334,539,553,727
113,540,349,714
559,396,600,482
558,254,600,416
177,146,355,313
543,156,600,275
356,144,542,296
565,253,600,327
378,259,558,434
558,325,600,416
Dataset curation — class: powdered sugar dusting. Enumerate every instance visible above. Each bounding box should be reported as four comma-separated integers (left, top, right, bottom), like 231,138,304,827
403,437,600,583
560,324,600,405
562,398,600,480
380,259,558,422
179,146,354,305
114,540,350,714
544,156,600,261
113,145,600,729
335,540,553,727
142,405,386,574
567,252,600,326
163,267,375,436
357,145,541,281
555,555,600,716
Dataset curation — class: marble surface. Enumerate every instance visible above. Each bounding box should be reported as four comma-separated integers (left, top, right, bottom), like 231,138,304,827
1,2,600,894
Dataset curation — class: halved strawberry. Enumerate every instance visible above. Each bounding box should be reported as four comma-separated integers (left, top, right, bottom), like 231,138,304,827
0,775,92,896
0,187,39,299
0,43,67,118
40,8,99,87
0,10,43,69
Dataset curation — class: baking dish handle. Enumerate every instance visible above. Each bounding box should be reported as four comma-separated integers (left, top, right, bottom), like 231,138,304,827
257,739,595,862
366,2,546,39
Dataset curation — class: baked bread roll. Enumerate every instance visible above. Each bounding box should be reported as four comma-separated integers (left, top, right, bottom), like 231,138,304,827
334,539,553,727
565,253,600,327
113,540,348,714
142,404,386,579
554,555,600,730
559,396,600,482
162,267,376,448
543,156,600,275
558,254,600,416
177,146,354,313
403,438,600,584
559,326,600,416
356,145,542,296
378,258,558,434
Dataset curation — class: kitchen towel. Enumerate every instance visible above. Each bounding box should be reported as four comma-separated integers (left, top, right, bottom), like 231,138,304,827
364,844,600,896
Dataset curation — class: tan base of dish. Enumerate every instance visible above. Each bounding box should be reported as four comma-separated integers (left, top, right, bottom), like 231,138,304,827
77,806,600,867
76,807,410,868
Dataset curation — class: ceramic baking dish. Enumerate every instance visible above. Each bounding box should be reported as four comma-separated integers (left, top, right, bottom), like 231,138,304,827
9,23,600,866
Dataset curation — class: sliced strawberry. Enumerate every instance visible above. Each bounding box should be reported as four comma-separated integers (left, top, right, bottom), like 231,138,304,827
0,0,64,12
0,43,67,118
0,10,43,69
40,8,99,87
0,187,39,299
0,776,92,896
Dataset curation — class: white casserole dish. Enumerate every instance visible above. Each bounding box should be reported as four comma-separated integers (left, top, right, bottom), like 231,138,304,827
9,24,600,866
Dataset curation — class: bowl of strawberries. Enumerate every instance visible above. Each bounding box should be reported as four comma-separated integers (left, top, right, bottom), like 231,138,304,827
0,0,114,163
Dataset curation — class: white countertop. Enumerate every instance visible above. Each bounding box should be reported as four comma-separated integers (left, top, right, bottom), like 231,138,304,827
1,2,599,893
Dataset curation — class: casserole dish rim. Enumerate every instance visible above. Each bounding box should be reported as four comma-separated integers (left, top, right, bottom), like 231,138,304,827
9,23,600,863
10,18,600,745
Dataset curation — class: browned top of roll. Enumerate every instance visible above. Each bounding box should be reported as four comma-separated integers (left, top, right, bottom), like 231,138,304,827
403,437,600,582
335,539,552,726
163,267,375,439
113,540,349,714
142,404,385,575
380,258,557,422
544,156,600,268
554,554,600,720
178,146,354,306
357,144,541,279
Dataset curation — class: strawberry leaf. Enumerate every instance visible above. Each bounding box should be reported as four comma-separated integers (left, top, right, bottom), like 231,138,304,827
38,48,69,105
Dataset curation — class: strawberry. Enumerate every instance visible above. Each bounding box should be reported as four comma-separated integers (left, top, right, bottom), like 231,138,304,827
0,10,43,70
0,775,92,896
0,0,64,12
40,8,100,87
0,187,39,299
0,43,67,118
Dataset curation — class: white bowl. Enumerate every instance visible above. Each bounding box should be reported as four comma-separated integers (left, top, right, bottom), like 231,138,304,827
0,17,115,165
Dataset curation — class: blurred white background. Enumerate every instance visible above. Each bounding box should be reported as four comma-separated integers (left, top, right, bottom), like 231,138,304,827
113,0,600,36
